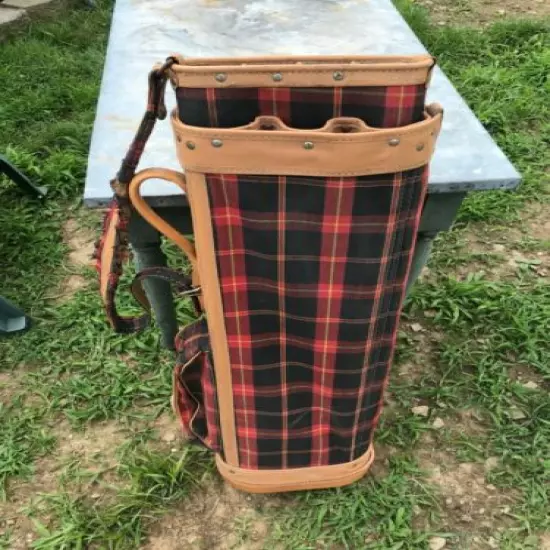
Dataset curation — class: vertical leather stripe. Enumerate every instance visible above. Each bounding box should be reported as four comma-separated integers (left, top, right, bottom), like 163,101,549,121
100,209,118,302
186,172,240,467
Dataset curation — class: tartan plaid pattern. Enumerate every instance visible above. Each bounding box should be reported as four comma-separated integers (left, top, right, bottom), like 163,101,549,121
173,318,221,452
176,85,426,129
207,167,428,469
175,78,430,469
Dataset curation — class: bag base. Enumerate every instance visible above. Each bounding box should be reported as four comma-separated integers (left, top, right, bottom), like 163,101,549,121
215,445,375,494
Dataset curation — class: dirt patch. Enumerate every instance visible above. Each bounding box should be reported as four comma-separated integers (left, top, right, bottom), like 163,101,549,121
540,533,550,549
55,420,122,470
152,413,184,446
417,449,516,549
0,447,61,549
369,444,397,479
53,218,96,302
0,420,126,548
145,481,277,550
396,329,443,381
64,218,95,268
415,0,550,27
444,221,550,282
508,364,547,390
453,408,488,438
523,202,550,242
0,369,25,401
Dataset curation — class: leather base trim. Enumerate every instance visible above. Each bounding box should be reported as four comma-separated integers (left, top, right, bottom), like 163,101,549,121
215,445,375,494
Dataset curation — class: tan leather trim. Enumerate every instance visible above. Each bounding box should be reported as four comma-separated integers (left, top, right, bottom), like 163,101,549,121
215,445,374,494
169,54,435,88
172,105,443,177
99,208,117,303
185,172,239,467
128,168,197,267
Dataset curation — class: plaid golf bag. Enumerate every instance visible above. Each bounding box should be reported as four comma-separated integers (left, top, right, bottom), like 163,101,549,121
96,55,443,493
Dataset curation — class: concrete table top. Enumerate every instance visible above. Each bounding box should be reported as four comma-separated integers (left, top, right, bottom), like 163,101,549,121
84,0,521,208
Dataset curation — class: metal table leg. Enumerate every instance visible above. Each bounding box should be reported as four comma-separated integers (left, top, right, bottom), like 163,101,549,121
0,154,47,199
406,192,467,292
0,296,31,335
129,206,193,349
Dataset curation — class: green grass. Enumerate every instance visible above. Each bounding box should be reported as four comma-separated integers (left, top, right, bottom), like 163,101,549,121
270,456,441,550
30,445,212,549
0,399,56,500
0,0,549,548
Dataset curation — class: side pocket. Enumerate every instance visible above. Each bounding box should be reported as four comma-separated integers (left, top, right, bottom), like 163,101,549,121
172,318,221,452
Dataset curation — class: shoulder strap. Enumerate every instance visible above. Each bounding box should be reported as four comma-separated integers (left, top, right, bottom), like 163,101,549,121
94,57,195,333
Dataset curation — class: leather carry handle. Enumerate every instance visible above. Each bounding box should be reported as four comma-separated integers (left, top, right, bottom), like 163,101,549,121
128,168,198,267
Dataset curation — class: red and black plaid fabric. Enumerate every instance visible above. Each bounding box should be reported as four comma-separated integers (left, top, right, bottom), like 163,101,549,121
177,85,426,129
173,318,221,452
176,82,429,469
206,169,427,469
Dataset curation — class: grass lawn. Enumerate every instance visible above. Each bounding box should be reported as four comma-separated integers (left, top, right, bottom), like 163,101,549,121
0,0,549,548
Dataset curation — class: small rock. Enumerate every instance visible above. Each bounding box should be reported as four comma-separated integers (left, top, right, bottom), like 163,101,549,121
486,484,497,491
170,447,178,453
501,506,511,515
26,535,33,542
411,405,430,417
461,514,473,523
246,496,252,501
6,519,15,526
484,457,499,472
473,537,481,543
478,507,485,514
497,8,506,15
493,244,505,252
488,536,498,548
91,493,101,499
432,417,445,429
162,432,177,443
508,407,527,420
521,381,539,390
411,323,424,333
424,309,437,318
413,504,422,516
429,536,447,550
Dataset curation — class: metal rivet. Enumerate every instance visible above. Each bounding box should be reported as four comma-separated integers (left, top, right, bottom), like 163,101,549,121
333,71,344,81
186,141,196,150
388,138,400,147
303,141,314,150
211,139,223,148
272,72,283,82
416,143,425,152
215,73,227,82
